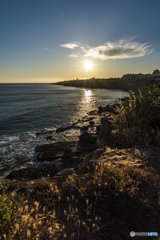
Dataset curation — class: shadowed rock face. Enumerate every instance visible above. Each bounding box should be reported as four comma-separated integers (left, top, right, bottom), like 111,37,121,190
7,162,62,181
79,132,90,142
97,115,112,147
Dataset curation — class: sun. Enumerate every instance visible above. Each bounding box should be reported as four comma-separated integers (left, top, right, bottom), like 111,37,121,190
84,61,93,70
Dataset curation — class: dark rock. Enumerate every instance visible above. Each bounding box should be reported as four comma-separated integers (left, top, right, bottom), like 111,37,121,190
71,156,83,163
62,148,74,159
35,141,79,163
80,125,89,131
82,116,95,122
45,136,55,140
90,149,104,160
36,130,53,136
89,134,97,143
118,96,129,102
76,154,92,174
79,132,90,142
98,106,105,114
7,162,62,181
89,120,95,125
88,110,98,115
56,125,71,132
55,168,75,176
97,115,112,147
96,125,101,134
37,152,45,161
37,152,63,162
36,141,78,154
105,104,114,113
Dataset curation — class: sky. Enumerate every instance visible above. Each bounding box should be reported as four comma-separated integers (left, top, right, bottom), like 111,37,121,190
0,0,160,83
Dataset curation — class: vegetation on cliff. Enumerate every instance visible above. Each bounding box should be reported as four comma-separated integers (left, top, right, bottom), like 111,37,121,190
54,77,159,93
111,83,160,148
0,161,159,239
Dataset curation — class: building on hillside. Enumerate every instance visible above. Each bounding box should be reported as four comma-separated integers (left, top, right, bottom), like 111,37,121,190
122,73,143,80
122,70,160,80
153,69,160,74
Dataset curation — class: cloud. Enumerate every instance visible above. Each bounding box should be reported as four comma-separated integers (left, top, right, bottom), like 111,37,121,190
69,54,78,58
44,48,48,50
60,42,79,49
60,39,154,60
84,40,153,60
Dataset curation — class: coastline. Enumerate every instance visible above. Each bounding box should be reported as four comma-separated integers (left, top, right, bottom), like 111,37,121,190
0,85,129,181
1,87,160,239
6,100,119,181
52,77,157,93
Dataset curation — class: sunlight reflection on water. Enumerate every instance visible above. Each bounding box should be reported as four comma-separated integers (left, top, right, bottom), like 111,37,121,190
85,89,92,97
76,89,96,116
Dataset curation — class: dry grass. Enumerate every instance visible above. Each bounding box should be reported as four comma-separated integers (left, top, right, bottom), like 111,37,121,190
0,162,160,240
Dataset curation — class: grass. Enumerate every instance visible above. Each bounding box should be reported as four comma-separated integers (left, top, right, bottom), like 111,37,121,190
0,179,15,225
0,163,159,240
110,84,160,148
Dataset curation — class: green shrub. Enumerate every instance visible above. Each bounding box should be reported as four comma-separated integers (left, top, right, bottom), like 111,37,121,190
0,179,12,224
0,194,11,224
111,84,160,147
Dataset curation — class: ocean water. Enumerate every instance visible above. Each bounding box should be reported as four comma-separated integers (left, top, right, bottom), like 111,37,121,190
0,84,129,179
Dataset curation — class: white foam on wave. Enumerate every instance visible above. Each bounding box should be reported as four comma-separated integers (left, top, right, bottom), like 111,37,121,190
44,127,56,131
0,136,19,146
0,129,56,178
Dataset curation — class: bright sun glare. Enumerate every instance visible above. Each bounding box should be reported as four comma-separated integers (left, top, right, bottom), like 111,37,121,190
85,61,93,70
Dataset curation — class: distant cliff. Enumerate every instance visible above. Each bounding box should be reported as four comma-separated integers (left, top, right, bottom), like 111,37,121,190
53,78,156,93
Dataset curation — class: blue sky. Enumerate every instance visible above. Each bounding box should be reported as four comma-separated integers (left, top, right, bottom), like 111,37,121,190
0,0,160,83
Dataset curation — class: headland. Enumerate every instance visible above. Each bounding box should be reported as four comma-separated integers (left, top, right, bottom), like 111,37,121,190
53,77,158,93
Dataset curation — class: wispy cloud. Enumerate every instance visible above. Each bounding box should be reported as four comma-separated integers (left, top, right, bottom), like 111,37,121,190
44,48,48,50
84,40,153,60
60,42,79,49
69,54,78,58
61,39,153,60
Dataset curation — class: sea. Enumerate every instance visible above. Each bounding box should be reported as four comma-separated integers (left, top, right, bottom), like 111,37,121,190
0,84,129,179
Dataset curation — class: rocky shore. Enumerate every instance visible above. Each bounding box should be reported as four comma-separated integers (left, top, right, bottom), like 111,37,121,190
6,97,128,181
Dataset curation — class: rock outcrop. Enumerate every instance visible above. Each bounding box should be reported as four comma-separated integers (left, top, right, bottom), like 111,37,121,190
7,162,62,181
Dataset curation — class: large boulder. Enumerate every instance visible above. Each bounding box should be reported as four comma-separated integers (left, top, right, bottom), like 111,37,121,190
89,134,97,143
97,115,112,147
79,132,90,142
